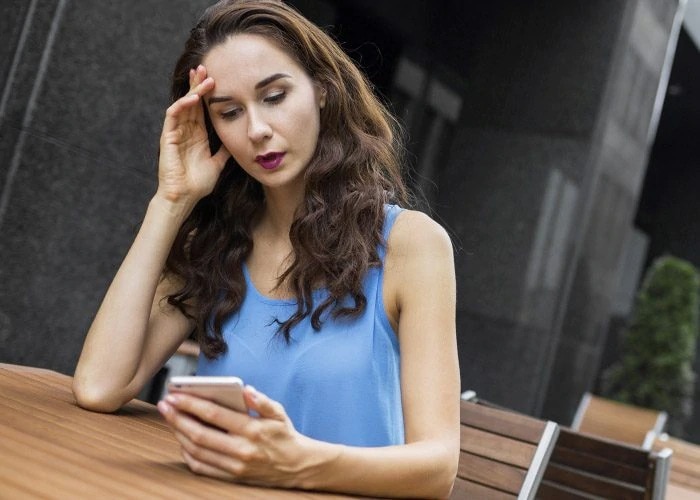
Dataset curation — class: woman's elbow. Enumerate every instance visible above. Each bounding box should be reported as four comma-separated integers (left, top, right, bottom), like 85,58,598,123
435,442,459,499
415,444,458,499
435,466,458,499
72,378,125,413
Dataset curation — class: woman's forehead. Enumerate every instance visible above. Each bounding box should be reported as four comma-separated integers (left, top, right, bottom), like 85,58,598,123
203,34,316,102
203,34,303,81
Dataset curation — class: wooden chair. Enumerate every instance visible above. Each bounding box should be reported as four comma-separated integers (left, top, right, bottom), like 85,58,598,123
652,433,700,492
451,394,559,499
538,427,673,499
571,393,667,449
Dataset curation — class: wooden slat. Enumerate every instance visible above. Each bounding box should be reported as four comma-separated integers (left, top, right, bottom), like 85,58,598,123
556,428,650,468
543,463,645,500
460,401,546,444
549,445,648,485
537,480,600,500
460,425,537,469
450,477,517,500
457,451,526,494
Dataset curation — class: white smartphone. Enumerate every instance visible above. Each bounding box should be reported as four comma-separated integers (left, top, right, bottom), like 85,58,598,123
167,376,247,413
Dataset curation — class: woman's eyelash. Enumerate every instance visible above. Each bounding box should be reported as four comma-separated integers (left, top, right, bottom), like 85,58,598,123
220,108,241,119
218,91,285,119
264,91,286,103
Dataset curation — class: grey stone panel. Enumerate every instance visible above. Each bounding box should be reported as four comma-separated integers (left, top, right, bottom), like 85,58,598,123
0,0,62,129
26,0,212,176
0,122,22,185
0,139,154,373
0,0,61,186
439,126,588,327
0,0,31,97
456,308,550,413
543,334,605,425
454,0,628,139
318,0,431,44
0,0,215,373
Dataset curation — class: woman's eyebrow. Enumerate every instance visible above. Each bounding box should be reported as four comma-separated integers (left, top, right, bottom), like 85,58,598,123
255,72,291,89
208,73,292,105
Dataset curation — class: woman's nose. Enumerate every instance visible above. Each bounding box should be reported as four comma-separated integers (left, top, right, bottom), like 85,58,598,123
247,109,272,142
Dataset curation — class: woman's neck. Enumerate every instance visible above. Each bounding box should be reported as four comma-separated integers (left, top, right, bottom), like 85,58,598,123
258,184,304,240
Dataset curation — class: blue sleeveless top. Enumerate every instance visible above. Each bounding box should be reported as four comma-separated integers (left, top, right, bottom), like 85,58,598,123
196,205,404,447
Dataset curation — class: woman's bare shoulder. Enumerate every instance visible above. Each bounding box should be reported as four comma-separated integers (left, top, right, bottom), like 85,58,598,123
388,209,453,257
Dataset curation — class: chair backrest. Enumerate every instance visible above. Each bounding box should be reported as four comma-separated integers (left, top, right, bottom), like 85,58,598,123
538,428,673,500
451,399,559,499
571,393,667,449
653,433,700,491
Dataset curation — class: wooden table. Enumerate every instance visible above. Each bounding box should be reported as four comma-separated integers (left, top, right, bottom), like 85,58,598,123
0,364,362,499
667,483,700,500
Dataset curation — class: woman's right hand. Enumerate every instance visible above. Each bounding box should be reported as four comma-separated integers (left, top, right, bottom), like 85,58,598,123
157,64,231,207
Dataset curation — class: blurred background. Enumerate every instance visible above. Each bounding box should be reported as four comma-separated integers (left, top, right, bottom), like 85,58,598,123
1,0,699,441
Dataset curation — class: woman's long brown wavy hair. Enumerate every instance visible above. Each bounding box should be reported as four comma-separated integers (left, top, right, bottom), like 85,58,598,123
165,0,409,358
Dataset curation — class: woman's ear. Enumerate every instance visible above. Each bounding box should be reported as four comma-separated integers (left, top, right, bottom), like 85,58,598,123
318,85,327,109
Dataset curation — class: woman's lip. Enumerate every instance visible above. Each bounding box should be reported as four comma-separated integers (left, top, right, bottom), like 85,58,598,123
255,152,285,170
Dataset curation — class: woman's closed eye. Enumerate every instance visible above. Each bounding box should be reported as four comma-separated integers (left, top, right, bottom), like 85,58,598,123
263,90,286,105
218,91,285,120
220,107,242,120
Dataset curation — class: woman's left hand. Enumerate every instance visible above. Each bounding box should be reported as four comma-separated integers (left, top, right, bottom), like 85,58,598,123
157,386,321,488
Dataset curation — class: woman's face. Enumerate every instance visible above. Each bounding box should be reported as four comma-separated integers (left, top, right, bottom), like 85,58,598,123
202,34,325,195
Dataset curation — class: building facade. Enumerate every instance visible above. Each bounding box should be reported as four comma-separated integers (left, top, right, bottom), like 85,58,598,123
0,0,693,432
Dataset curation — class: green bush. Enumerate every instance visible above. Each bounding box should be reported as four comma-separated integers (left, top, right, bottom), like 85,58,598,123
601,255,700,435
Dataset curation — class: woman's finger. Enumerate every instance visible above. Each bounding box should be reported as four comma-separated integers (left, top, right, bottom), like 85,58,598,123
244,386,287,421
187,65,211,123
168,406,260,459
159,400,262,475
181,448,239,480
174,427,255,478
212,146,232,170
161,93,200,143
161,394,251,434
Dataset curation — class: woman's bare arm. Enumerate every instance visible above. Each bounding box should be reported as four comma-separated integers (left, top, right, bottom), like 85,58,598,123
305,209,461,497
73,66,230,412
72,197,196,412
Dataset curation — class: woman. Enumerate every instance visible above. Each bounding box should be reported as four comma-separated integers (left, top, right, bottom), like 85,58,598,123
73,0,459,497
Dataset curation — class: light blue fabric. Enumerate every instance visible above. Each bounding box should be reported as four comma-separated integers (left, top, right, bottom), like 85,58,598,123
197,205,405,447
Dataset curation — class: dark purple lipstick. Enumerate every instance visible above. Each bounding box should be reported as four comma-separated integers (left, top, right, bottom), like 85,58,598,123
255,152,285,170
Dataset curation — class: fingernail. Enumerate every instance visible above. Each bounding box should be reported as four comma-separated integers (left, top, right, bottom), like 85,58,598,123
157,400,171,414
247,385,258,401
165,394,179,404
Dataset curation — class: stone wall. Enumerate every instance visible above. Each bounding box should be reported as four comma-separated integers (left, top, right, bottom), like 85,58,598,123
0,0,212,373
